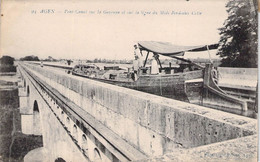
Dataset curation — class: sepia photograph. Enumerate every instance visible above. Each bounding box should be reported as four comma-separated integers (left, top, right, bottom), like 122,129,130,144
0,0,258,161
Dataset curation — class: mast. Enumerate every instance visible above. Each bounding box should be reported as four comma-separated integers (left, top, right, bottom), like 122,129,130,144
155,55,162,69
142,51,149,67
206,45,213,63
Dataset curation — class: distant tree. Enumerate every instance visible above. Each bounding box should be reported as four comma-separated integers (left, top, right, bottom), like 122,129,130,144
217,0,257,67
93,58,102,63
20,55,40,61
44,56,57,61
67,60,73,65
0,56,15,65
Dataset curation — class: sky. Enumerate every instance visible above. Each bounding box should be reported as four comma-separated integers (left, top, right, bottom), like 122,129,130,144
1,0,228,60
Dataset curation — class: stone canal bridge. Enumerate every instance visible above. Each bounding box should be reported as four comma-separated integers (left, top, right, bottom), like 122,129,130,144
17,62,257,162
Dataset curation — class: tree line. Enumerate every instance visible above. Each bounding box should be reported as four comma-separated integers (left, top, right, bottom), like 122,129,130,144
217,0,257,68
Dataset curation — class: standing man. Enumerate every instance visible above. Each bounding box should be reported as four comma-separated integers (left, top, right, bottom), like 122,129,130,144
134,44,143,68
151,53,159,74
132,55,139,81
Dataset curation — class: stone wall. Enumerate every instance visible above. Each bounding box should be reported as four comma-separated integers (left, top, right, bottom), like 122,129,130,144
18,64,87,162
24,63,257,156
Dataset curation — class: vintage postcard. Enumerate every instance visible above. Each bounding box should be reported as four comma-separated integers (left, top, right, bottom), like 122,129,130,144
0,0,258,161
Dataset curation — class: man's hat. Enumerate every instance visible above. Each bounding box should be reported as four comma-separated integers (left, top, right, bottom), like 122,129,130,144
134,44,138,47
